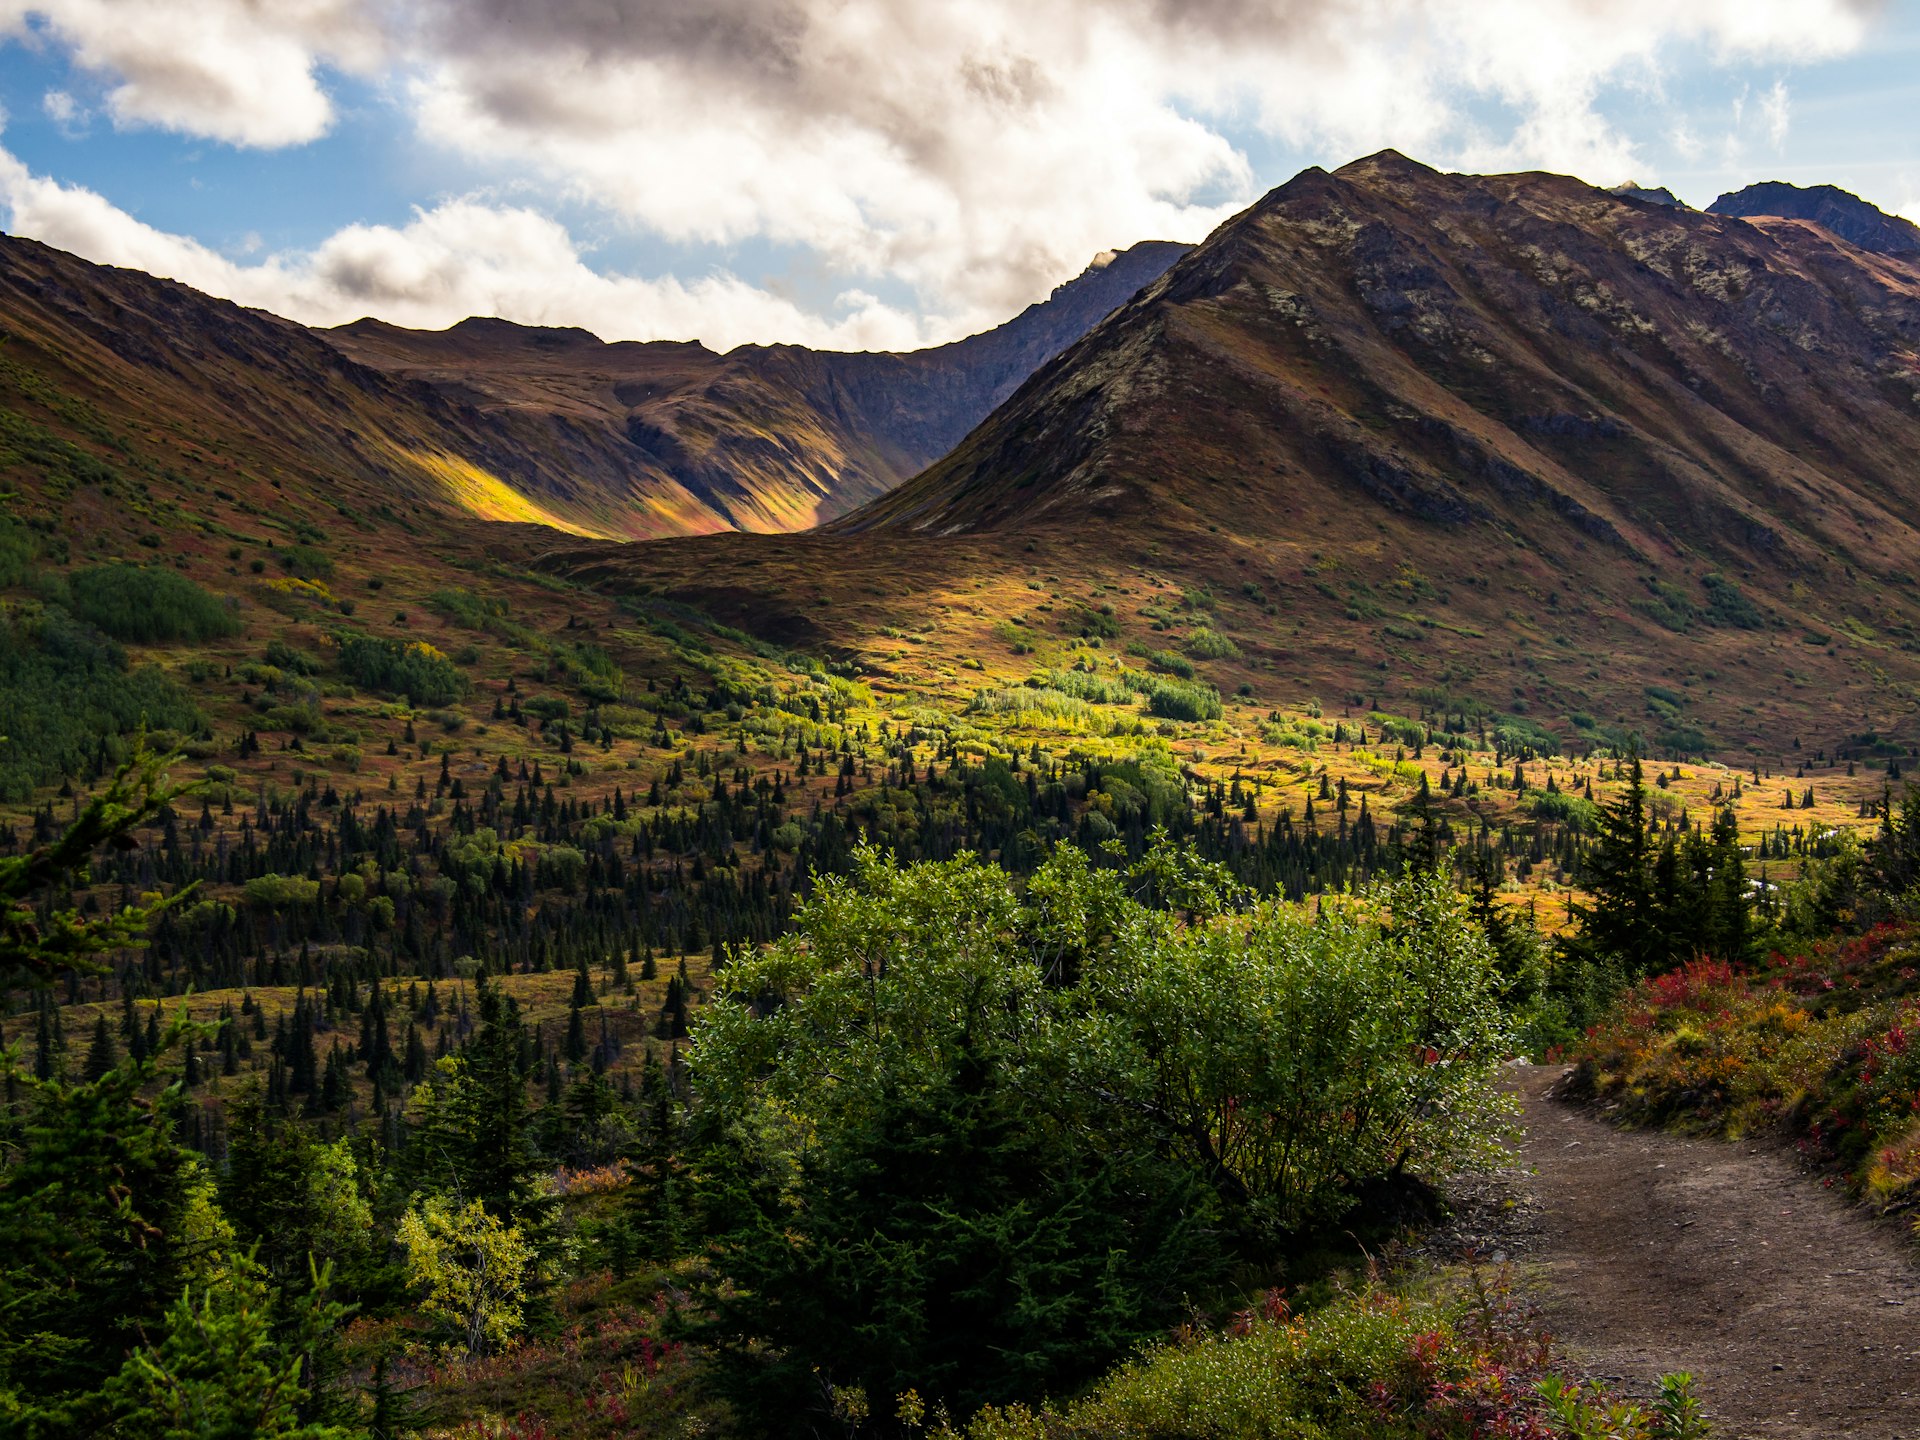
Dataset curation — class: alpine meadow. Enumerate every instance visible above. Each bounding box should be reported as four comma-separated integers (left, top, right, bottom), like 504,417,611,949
2,5,1920,1438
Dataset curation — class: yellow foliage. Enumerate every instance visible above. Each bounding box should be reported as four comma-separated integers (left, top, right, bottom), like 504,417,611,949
396,1196,534,1359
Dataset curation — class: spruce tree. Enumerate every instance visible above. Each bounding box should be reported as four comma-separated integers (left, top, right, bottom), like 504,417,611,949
1568,750,1663,976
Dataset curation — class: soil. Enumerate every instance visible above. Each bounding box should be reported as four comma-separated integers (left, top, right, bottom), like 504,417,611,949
1492,1063,1920,1439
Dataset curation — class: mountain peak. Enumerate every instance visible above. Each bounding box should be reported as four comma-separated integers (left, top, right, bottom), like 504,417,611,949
1707,180,1920,256
1609,182,1686,209
1335,149,1441,181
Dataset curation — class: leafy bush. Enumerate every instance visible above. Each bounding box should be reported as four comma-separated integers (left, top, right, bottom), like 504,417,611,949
67,565,239,644
261,639,319,676
1141,674,1222,721
275,544,333,581
0,608,206,799
242,874,322,907
952,1281,1706,1440
553,641,623,703
967,686,1098,727
0,515,37,587
1068,603,1121,639
1702,572,1764,629
1529,790,1600,830
428,587,511,628
688,849,1514,1432
334,632,467,706
1183,625,1240,660
1038,667,1137,705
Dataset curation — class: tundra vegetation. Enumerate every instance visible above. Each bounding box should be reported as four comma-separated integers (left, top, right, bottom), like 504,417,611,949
0,432,1898,1437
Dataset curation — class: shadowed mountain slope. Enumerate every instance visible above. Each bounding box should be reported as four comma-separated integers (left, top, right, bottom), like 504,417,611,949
553,154,1920,752
0,229,1183,544
324,240,1188,536
1708,181,1920,257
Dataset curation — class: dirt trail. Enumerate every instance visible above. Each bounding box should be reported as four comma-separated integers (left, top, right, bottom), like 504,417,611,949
1511,1064,1920,1439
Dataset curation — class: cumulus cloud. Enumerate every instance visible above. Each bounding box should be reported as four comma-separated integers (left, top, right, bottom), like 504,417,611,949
0,0,382,147
0,0,1885,341
0,147,931,351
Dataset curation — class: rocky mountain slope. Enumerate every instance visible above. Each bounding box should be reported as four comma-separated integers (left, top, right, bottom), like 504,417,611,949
557,154,1920,751
0,230,1182,544
323,240,1187,536
1709,181,1920,257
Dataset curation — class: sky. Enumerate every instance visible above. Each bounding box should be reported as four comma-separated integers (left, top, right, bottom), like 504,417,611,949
0,0,1914,354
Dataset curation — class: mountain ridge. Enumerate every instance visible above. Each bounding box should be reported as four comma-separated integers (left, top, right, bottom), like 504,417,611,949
1708,180,1920,257
321,239,1189,536
550,154,1920,753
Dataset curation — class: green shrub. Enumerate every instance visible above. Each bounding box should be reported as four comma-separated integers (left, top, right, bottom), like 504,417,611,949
1068,603,1120,639
689,850,1513,1434
242,874,322,907
276,543,333,580
1036,668,1137,705
334,632,467,706
967,686,1096,726
1183,626,1240,660
956,1283,1701,1440
0,608,206,799
0,515,37,587
427,588,510,629
1140,647,1195,679
67,565,239,644
262,639,320,676
1702,573,1764,629
1140,674,1222,721
1529,790,1600,830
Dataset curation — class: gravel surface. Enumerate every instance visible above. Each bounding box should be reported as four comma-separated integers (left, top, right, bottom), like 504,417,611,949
1499,1063,1920,1439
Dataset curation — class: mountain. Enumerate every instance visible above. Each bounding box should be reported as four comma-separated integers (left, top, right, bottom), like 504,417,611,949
1708,181,1920,257
0,229,1182,547
553,153,1920,753
1609,183,1685,208
323,240,1188,536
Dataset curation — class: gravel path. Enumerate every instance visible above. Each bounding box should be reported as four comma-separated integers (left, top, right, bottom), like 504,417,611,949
1507,1063,1920,1439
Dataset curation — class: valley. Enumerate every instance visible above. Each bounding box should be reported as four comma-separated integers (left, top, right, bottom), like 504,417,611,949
1,148,1918,1439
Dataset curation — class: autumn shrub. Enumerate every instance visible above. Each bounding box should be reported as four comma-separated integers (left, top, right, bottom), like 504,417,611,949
1575,923,1920,1214
950,1276,1706,1440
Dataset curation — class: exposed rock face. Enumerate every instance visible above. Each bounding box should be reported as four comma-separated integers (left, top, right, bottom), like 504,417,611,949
1708,182,1920,257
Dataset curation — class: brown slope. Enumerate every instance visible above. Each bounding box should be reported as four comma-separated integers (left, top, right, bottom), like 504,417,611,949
322,240,1188,536
550,154,1920,752
0,232,631,537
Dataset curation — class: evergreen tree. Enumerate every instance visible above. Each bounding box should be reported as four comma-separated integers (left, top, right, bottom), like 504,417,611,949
1703,805,1752,963
81,1013,119,1082
0,1033,197,1426
1567,750,1663,977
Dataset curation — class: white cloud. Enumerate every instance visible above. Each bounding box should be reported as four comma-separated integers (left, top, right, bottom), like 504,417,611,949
0,0,1884,340
0,0,381,147
40,86,83,135
1761,79,1791,151
0,145,930,352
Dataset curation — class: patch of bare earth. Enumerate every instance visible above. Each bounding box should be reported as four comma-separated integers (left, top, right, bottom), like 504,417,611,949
1489,1063,1920,1438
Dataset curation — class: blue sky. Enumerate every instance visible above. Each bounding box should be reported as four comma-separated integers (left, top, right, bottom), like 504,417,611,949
0,1,1913,352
